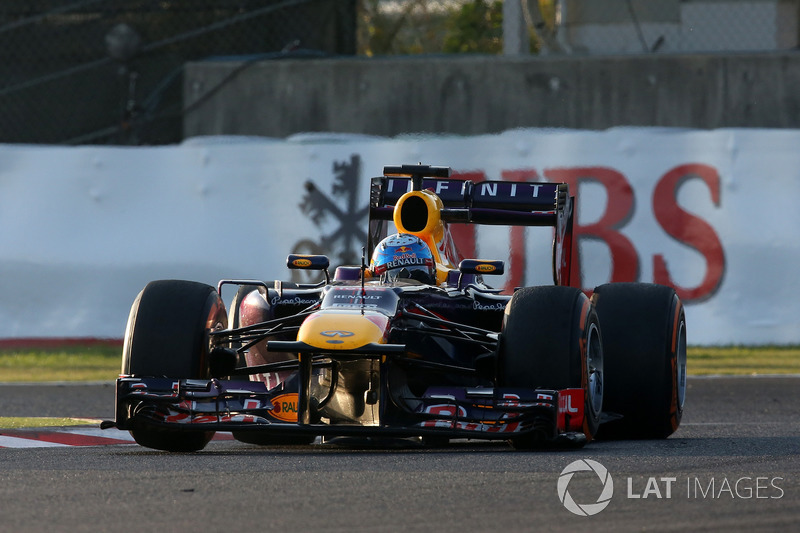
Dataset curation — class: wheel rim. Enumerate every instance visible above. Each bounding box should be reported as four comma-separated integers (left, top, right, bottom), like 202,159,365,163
586,321,603,416
676,320,687,410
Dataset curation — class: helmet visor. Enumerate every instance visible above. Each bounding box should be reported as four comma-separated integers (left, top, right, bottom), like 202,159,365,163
373,258,434,284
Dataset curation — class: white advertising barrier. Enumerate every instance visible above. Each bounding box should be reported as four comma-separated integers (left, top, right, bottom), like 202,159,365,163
0,128,797,345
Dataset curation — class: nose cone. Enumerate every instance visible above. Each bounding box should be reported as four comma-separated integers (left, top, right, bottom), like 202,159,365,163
298,310,390,350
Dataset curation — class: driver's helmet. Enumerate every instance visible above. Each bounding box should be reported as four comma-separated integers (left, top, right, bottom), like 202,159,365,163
371,233,436,284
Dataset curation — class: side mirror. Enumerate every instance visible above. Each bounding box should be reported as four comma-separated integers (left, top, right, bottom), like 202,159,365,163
287,254,330,283
458,259,505,276
456,259,505,290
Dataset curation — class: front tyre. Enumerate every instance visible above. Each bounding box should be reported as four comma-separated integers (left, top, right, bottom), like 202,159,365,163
122,280,227,452
498,286,603,448
593,283,687,439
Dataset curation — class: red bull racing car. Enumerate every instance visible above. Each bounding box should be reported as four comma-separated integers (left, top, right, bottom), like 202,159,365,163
106,164,687,451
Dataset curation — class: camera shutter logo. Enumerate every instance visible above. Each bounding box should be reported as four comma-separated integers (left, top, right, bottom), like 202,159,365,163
557,459,614,516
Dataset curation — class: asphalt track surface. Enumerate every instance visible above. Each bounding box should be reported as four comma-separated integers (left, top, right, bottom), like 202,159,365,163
0,376,798,532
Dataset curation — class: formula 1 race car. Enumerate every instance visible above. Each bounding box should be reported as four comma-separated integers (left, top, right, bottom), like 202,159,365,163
106,164,687,452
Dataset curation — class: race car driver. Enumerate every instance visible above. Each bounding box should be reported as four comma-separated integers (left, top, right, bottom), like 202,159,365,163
370,233,437,285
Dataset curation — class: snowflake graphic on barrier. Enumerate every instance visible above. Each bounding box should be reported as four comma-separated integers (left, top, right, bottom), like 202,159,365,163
293,155,369,282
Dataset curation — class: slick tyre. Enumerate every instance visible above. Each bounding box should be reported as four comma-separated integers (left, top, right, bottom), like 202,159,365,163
498,286,603,449
228,283,314,446
228,284,262,379
592,283,687,439
122,280,227,452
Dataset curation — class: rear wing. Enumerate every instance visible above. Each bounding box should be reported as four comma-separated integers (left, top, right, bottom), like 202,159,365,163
368,165,576,286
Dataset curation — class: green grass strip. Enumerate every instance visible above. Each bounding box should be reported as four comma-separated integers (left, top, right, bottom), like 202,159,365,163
687,345,800,375
0,417,100,428
0,344,120,382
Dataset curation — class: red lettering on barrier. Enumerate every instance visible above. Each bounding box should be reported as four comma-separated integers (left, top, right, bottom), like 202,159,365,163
652,164,725,302
544,167,639,287
444,165,724,300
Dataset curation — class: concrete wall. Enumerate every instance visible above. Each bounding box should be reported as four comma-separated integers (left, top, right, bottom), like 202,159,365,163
183,53,800,138
559,0,799,54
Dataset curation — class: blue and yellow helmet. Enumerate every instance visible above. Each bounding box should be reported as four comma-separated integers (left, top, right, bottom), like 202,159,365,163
371,233,436,284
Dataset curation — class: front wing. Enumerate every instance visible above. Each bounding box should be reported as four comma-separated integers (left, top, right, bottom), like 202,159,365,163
110,377,588,445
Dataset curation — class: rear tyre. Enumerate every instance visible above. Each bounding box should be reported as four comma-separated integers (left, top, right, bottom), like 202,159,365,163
498,286,603,449
122,280,227,452
229,283,314,446
228,284,261,378
593,283,686,439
